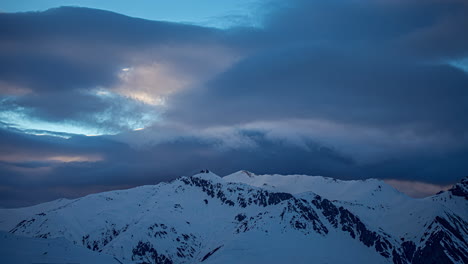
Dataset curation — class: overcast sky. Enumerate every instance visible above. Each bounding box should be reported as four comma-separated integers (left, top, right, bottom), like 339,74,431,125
1,0,467,207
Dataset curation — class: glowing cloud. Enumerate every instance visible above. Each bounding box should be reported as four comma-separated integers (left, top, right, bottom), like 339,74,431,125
0,153,103,164
47,155,103,163
384,179,453,198
113,63,191,106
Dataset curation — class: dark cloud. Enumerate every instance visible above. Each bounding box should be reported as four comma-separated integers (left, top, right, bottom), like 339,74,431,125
1,1,468,207
170,47,468,134
0,6,228,125
0,51,119,92
260,0,468,58
169,0,468,141
0,126,126,162
0,127,354,207
0,7,219,44
0,127,353,186
1,127,467,207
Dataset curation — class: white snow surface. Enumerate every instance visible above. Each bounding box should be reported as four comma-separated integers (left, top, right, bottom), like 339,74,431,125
0,231,119,264
0,170,466,264
225,171,467,239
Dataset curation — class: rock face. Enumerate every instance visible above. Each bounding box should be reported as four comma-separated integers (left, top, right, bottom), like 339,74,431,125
1,172,467,264
448,177,468,200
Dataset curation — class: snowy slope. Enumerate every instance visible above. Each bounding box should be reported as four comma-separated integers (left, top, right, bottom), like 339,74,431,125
224,170,408,205
0,171,466,264
0,231,120,264
225,171,467,238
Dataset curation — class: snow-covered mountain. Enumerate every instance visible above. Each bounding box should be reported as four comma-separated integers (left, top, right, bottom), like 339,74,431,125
0,231,119,264
0,170,466,264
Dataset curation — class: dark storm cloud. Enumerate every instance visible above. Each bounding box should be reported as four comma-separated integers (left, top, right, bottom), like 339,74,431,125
171,47,468,134
0,127,355,207
0,7,218,91
1,127,467,207
164,0,468,188
168,0,468,142
0,126,126,162
1,0,468,207
5,1,466,130
170,0,468,127
0,6,226,124
0,52,117,92
0,127,352,186
260,0,468,58
0,7,218,44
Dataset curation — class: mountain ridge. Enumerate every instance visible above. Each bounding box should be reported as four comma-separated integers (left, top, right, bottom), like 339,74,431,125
0,171,466,264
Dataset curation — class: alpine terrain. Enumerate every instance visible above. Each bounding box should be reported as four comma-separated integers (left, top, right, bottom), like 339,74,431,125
0,170,466,264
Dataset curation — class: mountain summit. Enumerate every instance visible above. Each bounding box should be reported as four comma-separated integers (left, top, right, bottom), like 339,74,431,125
1,172,466,264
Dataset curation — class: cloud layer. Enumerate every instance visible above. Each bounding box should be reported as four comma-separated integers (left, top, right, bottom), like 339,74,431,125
1,0,467,207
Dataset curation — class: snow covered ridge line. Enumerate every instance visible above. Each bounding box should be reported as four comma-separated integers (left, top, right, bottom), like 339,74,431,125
0,171,467,264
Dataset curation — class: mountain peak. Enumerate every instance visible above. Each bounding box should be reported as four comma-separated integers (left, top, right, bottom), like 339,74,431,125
191,170,222,182
1,172,466,264
448,176,468,200
241,170,255,177
224,170,256,180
